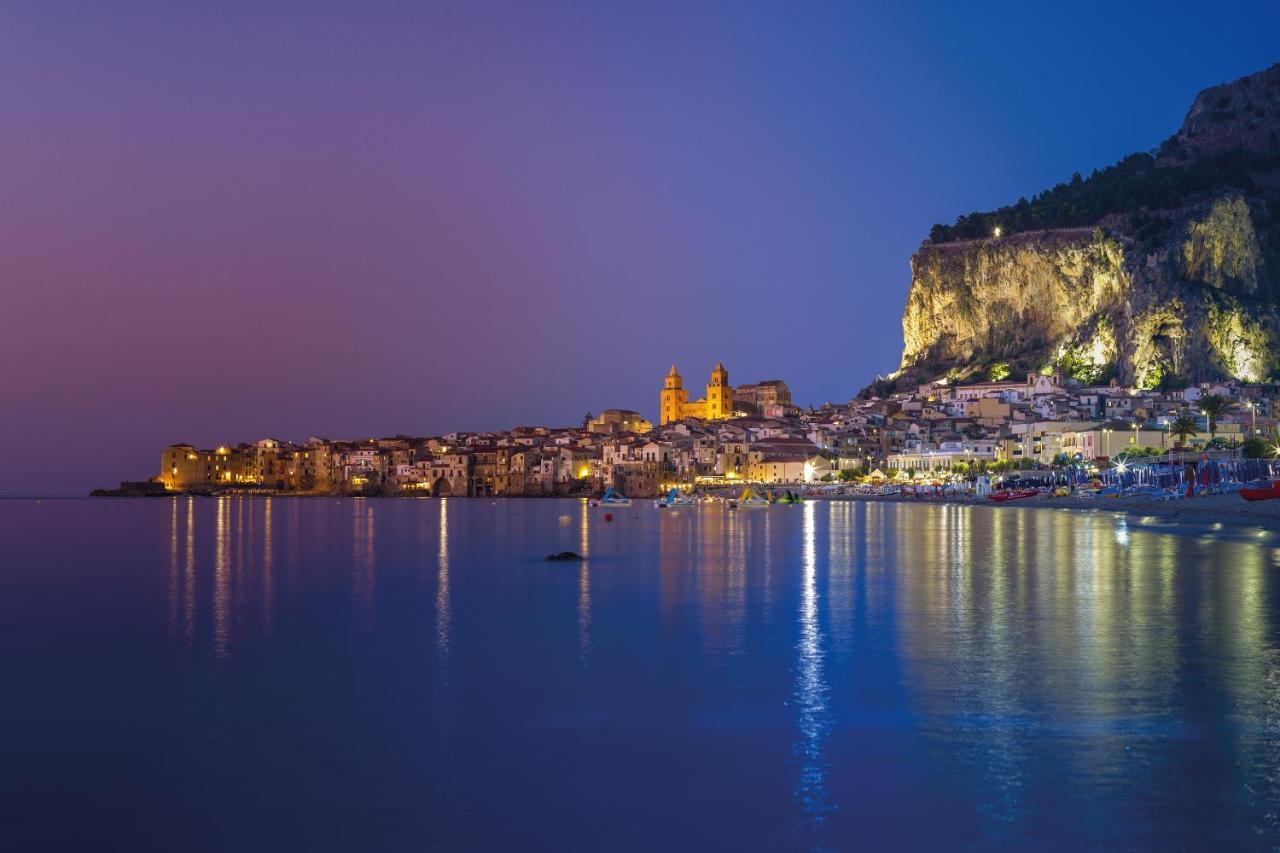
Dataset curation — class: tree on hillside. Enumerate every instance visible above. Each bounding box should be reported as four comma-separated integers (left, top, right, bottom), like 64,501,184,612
1197,395,1231,438
1169,414,1199,448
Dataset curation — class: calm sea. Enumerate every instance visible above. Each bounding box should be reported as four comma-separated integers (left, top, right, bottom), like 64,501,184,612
3,497,1279,850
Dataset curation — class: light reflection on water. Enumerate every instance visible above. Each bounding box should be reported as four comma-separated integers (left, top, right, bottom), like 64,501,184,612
11,497,1280,849
167,498,179,642
793,501,833,836
183,497,195,649
261,497,273,636
212,496,230,664
352,501,375,628
578,499,591,662
436,498,450,658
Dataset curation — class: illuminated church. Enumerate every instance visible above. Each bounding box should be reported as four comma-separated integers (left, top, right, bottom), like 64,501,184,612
659,363,733,425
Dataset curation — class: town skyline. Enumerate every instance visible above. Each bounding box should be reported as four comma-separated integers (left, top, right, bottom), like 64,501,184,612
116,359,1273,500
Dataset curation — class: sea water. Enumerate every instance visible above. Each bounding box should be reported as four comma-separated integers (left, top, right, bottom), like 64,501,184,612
3,497,1279,850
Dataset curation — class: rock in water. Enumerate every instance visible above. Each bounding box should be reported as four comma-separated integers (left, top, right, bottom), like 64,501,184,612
545,551,584,562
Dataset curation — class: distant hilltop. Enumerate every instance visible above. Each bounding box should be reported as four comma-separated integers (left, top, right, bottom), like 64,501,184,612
877,62,1280,397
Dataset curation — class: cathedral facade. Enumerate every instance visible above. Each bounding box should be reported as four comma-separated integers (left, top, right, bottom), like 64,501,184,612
659,363,734,425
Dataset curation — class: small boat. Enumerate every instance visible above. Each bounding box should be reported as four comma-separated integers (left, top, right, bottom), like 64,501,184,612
735,487,771,507
1239,480,1280,502
655,488,696,508
987,488,1039,503
594,487,632,507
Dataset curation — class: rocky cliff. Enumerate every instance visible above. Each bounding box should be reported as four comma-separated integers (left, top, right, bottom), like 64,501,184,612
889,63,1280,392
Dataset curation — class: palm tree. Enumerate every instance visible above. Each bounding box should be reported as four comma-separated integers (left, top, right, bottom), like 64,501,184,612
1198,394,1231,438
1169,414,1199,448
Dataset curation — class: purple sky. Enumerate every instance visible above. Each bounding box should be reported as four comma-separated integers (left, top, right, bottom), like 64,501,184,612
4,2,1279,493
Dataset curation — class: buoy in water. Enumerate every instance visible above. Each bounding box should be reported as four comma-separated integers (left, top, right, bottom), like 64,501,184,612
604,512,614,522
558,514,572,525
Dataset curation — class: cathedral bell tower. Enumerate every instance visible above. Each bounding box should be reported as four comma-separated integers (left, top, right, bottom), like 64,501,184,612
706,362,731,419
659,365,688,426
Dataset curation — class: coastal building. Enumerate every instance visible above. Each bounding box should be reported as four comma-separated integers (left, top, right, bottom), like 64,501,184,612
611,461,660,497
160,444,211,490
432,450,471,496
1010,420,1103,463
886,440,998,472
747,450,832,484
159,443,256,489
1060,422,1177,460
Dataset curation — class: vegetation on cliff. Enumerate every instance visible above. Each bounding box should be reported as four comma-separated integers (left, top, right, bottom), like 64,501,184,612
926,148,1280,245
929,63,1280,245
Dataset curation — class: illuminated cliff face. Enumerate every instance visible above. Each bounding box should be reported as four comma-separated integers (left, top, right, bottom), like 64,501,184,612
896,194,1280,388
1129,303,1187,390
901,229,1128,372
1204,299,1273,384
884,64,1280,394
1181,196,1263,295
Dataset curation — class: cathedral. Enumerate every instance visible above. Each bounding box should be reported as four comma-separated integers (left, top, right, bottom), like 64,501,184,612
659,363,734,425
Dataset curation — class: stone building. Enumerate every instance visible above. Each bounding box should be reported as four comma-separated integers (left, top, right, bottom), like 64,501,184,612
659,363,734,425
588,409,653,435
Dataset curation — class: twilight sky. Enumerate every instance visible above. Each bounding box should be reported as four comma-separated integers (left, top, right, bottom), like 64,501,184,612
3,2,1279,494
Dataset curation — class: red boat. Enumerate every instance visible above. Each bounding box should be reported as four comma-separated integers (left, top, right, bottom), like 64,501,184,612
988,489,1040,503
1239,481,1280,502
